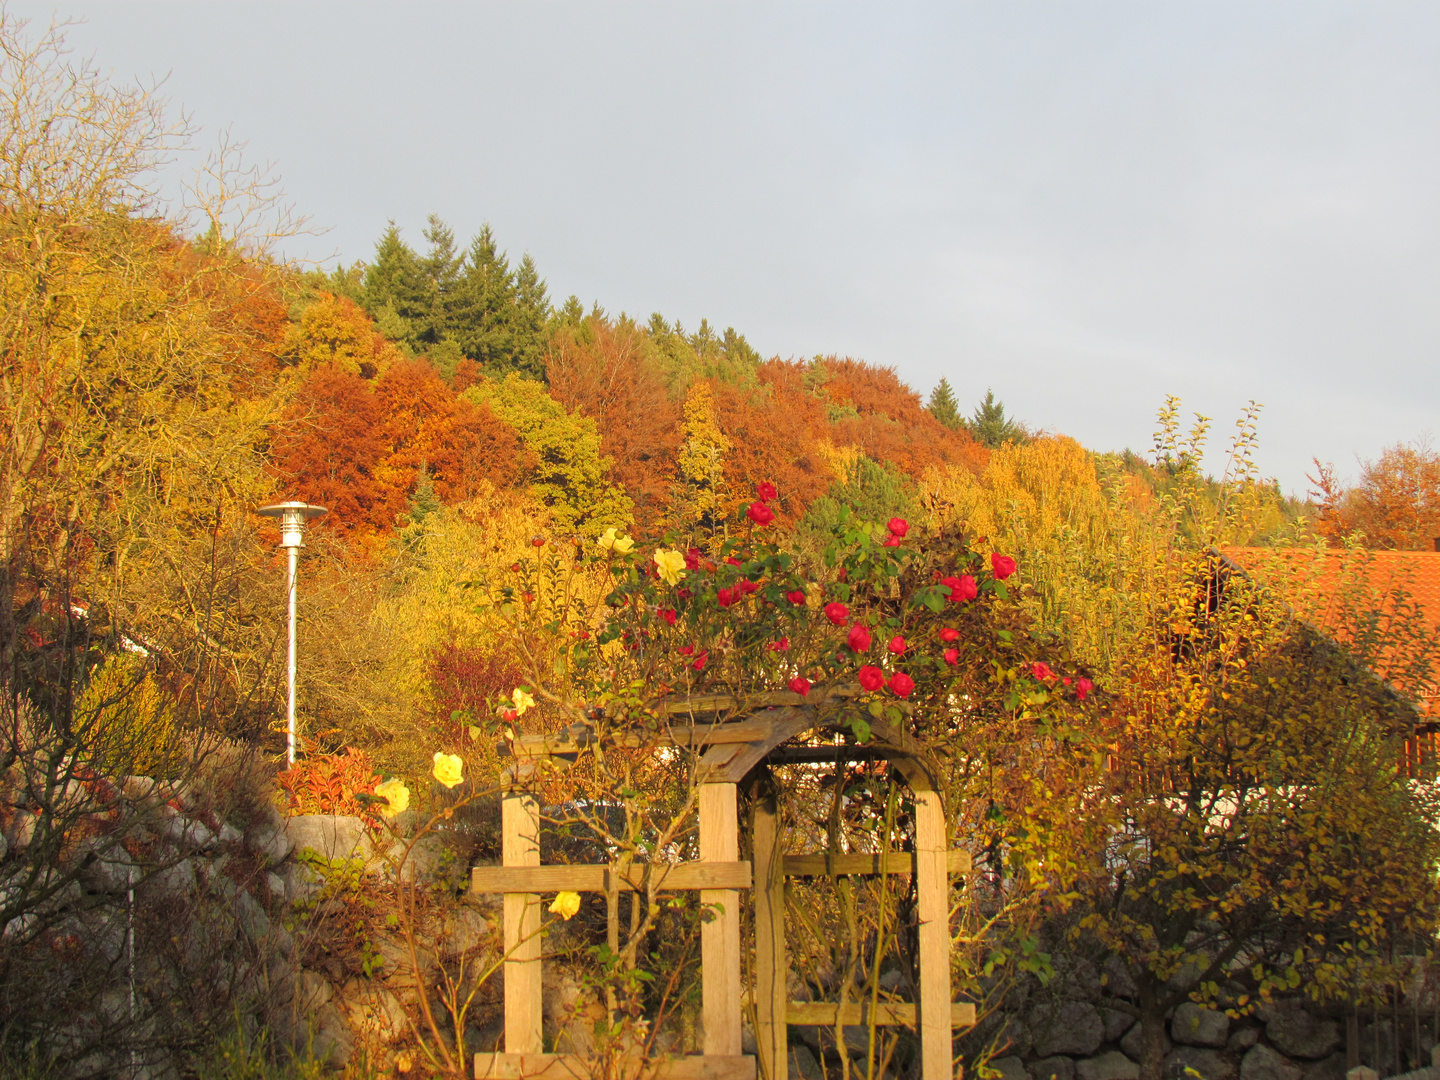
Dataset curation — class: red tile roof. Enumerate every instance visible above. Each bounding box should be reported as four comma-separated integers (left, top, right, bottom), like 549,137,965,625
1221,547,1440,718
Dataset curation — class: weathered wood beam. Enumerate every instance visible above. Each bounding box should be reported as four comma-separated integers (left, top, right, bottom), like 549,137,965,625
785,1002,977,1028
783,850,971,879
471,861,753,894
474,1053,757,1080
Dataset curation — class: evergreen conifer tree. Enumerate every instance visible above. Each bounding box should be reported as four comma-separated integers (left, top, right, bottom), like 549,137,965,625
362,223,430,351
927,377,962,429
967,388,1027,448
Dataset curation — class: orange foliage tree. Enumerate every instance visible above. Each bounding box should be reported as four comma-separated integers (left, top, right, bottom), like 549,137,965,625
373,358,526,510
546,316,681,530
713,360,834,524
271,358,526,543
1310,442,1440,550
817,356,989,478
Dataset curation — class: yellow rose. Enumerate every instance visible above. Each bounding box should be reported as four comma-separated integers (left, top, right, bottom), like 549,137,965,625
374,777,410,817
654,549,687,586
512,687,536,715
432,752,464,789
599,528,634,554
804,582,824,610
549,891,581,920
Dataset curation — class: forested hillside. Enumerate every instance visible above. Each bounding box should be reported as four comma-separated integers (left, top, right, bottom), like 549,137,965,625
4,16,1439,1078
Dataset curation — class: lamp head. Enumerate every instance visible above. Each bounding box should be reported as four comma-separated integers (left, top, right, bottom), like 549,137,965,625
256,501,327,549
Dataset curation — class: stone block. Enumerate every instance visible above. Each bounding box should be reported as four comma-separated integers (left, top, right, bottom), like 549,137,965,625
1166,1046,1235,1080
1262,1004,1340,1061
251,820,293,867
992,1055,1031,1080
1031,1001,1105,1058
1301,1053,1346,1080
788,1044,825,1080
1229,1028,1260,1053
340,978,409,1045
1241,1044,1302,1080
1103,957,1139,1000
1173,1004,1230,1048
1076,1051,1140,1080
1104,1008,1137,1041
1122,1022,1172,1063
1034,1056,1076,1080
284,814,371,863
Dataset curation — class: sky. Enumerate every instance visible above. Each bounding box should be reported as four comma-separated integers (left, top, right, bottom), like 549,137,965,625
26,2,1440,496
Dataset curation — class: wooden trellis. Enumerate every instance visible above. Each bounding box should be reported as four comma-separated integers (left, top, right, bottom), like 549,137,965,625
470,698,975,1080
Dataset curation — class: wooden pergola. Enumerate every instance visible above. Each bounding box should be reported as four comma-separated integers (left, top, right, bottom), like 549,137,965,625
470,695,975,1080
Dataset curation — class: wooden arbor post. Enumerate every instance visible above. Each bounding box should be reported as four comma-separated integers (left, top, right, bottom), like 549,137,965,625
475,701,973,1080
685,706,973,1080
473,763,755,1080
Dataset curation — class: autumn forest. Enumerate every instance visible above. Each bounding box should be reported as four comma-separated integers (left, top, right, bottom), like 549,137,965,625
4,13,1440,1080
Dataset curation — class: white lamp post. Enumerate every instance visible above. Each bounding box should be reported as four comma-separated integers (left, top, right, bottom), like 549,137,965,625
256,501,327,765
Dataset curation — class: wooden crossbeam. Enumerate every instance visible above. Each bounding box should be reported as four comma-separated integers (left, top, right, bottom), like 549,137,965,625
785,1001,977,1028
783,850,971,878
471,861,752,894
475,1053,756,1080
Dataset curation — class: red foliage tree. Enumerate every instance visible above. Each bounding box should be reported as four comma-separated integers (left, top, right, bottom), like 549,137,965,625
270,365,389,536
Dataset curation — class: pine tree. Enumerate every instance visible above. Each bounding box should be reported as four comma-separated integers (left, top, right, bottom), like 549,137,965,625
967,388,1027,448
362,223,430,351
927,377,961,429
508,253,550,380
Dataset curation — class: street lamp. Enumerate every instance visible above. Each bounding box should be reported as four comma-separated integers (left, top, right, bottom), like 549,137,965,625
256,501,327,765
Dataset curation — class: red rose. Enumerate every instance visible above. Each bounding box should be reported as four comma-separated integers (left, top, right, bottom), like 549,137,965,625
887,517,908,537
678,645,695,656
692,651,708,671
991,553,1017,580
685,548,702,570
848,625,873,652
889,672,915,698
1076,677,1093,701
1032,662,1053,681
943,574,977,602
756,481,777,501
943,648,959,665
939,627,960,643
858,665,886,692
888,635,906,655
738,579,760,595
767,637,790,652
659,608,677,626
882,535,902,548
824,602,849,626
786,589,806,605
502,709,518,722
747,501,775,526
717,587,738,608
724,557,742,566
788,676,811,696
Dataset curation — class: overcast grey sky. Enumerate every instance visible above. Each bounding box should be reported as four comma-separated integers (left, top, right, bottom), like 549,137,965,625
30,2,1440,496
